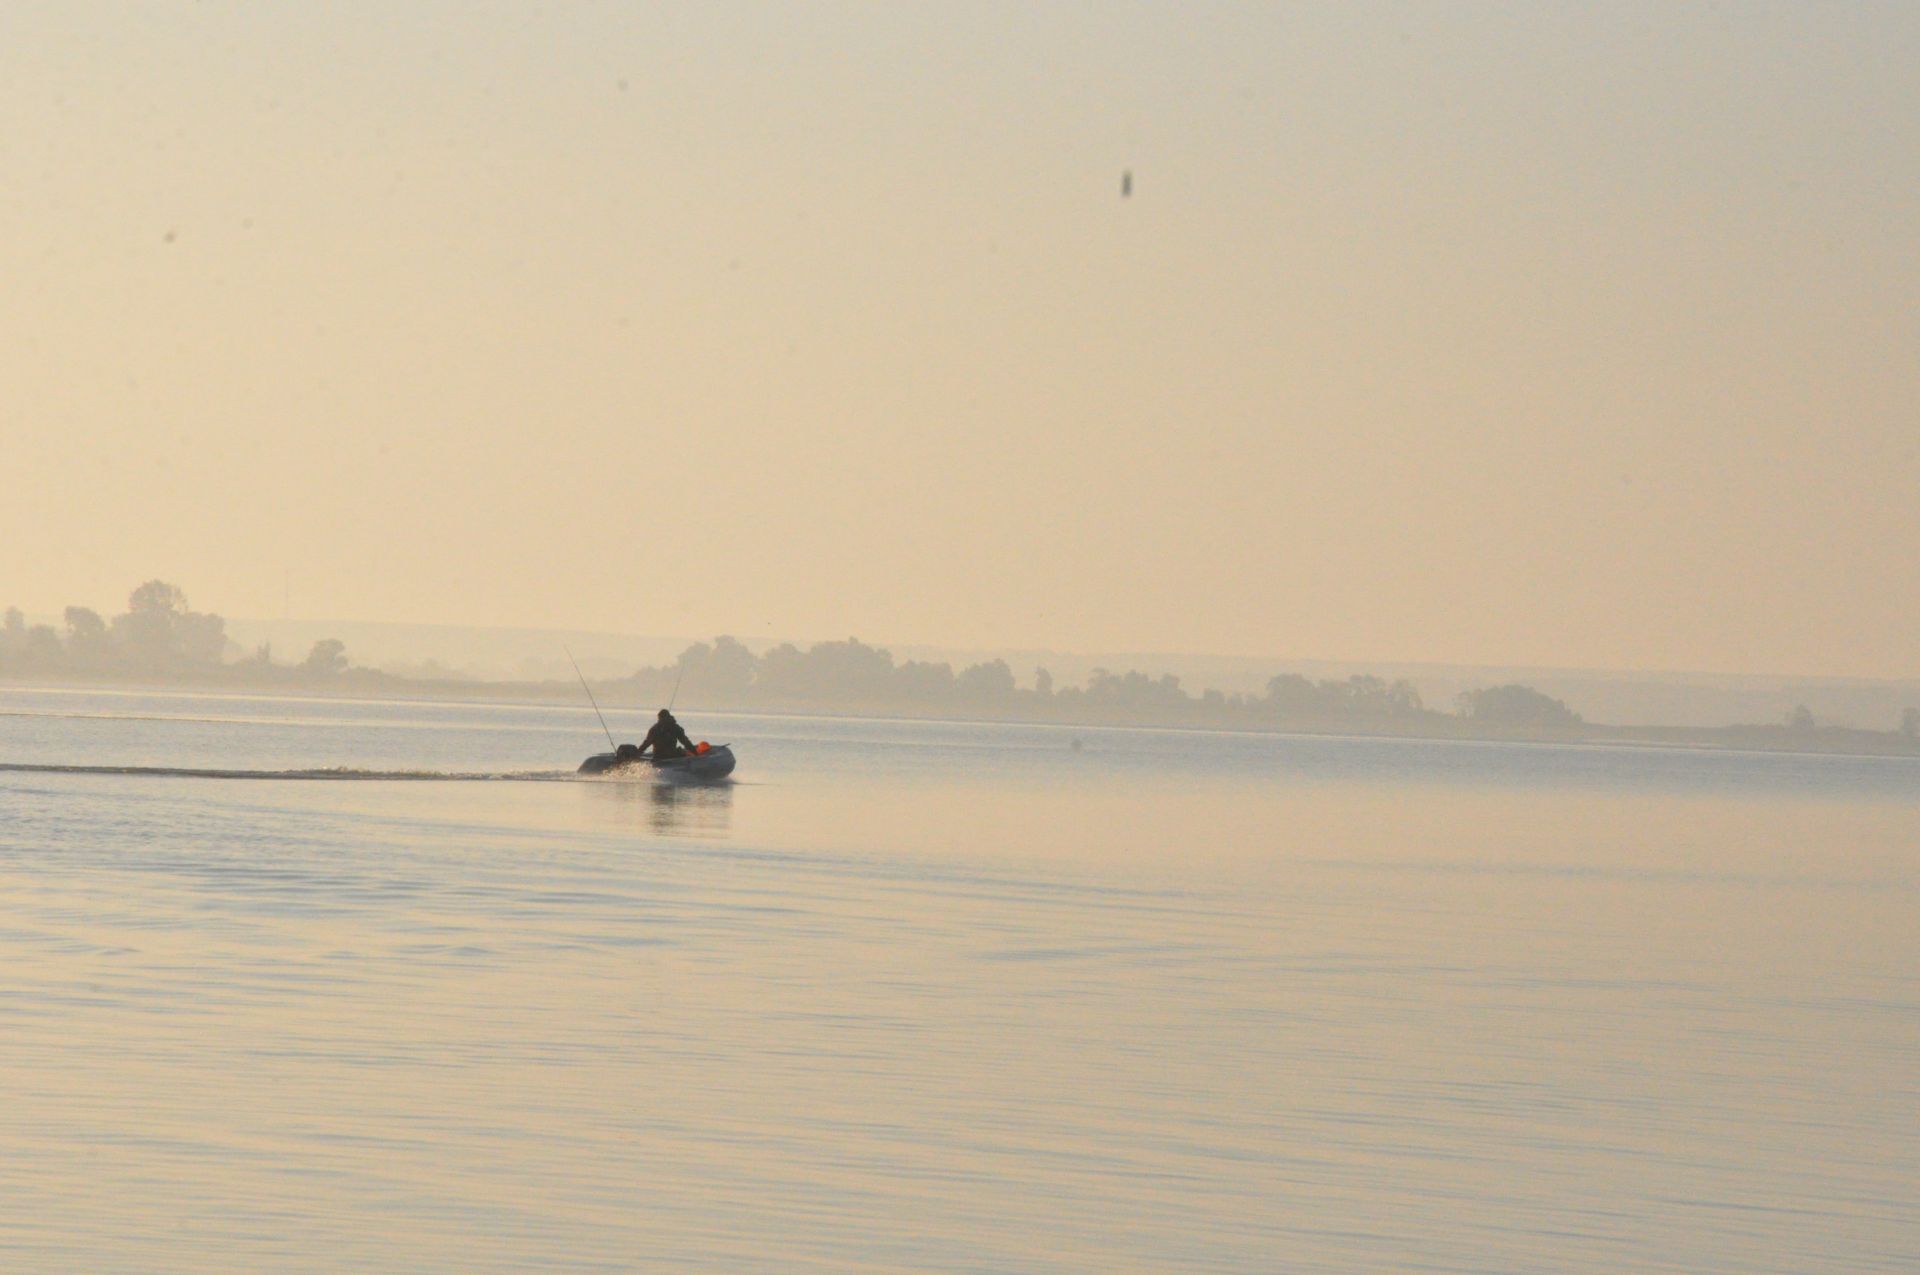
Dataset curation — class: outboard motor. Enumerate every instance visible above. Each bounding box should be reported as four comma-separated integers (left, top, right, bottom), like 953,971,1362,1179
580,741,643,774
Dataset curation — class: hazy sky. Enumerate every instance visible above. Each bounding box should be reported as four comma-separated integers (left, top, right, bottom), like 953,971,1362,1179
4,3,1916,676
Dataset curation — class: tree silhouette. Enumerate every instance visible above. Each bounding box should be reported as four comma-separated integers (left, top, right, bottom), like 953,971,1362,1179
113,580,193,667
108,580,226,667
672,635,757,700
304,638,348,675
1456,684,1582,727
24,625,61,666
128,581,188,614
894,659,956,700
63,607,109,666
955,659,1016,704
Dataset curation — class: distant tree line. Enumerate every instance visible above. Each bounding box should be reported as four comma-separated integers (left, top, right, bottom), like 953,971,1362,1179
0,586,1596,730
0,581,350,681
631,636,1590,731
22,585,1915,748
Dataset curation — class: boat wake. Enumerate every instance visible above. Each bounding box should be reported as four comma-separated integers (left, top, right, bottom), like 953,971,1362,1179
0,763,579,783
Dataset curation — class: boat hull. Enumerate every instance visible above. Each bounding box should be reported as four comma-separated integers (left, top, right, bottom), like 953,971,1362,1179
579,744,735,780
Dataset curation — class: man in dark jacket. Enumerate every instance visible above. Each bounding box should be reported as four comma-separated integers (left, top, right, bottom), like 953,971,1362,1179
636,709,695,760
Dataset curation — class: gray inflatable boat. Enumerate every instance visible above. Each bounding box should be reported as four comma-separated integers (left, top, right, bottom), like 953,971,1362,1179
579,743,735,779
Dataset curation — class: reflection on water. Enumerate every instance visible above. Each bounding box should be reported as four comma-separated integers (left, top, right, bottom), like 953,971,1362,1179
0,690,1915,1272
588,775,736,838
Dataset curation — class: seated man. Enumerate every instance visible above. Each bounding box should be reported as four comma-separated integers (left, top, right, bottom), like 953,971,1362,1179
636,708,695,760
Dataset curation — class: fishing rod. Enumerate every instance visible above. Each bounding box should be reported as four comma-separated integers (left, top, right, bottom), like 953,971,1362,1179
666,659,687,713
564,646,617,750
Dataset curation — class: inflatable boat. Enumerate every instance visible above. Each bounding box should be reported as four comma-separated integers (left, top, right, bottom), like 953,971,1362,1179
579,743,735,780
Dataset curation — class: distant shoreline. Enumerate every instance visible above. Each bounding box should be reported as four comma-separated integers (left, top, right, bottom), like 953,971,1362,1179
7,670,1919,762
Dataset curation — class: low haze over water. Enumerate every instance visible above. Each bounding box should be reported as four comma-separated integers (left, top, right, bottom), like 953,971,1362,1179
0,687,1914,1271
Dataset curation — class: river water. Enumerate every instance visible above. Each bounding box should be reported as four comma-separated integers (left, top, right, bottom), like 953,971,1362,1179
0,685,1914,1271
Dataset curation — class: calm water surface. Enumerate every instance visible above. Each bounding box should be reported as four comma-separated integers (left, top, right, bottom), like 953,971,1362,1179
0,686,1915,1271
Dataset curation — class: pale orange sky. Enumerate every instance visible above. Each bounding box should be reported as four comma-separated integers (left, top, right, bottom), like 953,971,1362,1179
3,3,1916,677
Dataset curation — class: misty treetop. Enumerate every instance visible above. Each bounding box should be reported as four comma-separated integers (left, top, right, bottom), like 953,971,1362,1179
1,581,350,682
2,580,228,674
